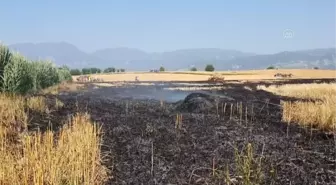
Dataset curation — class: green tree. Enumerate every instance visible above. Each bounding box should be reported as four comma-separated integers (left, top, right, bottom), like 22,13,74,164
205,64,215,72
90,67,101,74
267,66,275,69
190,67,197,71
104,67,116,73
70,69,82,75
82,68,91,74
159,66,165,72
120,68,125,72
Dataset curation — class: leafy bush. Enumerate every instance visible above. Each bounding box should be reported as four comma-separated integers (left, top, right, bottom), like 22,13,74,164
58,66,73,82
33,61,60,90
267,66,275,69
120,68,125,72
205,64,215,72
159,66,165,72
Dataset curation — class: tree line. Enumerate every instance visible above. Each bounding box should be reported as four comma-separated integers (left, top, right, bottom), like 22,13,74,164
71,64,322,75
160,65,215,72
70,67,126,75
187,64,215,72
70,64,216,75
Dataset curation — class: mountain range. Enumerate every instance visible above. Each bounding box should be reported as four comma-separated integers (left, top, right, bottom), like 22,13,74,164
8,42,336,71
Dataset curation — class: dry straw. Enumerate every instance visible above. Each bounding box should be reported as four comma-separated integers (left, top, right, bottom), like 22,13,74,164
258,83,336,132
0,93,109,185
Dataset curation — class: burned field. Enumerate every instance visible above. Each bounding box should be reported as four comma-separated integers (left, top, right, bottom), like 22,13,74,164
35,79,335,185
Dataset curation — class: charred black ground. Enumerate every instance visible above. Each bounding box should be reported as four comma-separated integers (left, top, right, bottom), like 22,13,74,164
32,79,335,185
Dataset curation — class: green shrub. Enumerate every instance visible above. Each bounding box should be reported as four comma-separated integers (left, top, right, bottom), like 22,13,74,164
58,67,73,82
190,67,197,71
159,66,165,72
35,61,61,89
2,54,34,94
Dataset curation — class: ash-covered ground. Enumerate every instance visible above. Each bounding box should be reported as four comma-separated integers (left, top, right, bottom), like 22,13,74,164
36,80,335,185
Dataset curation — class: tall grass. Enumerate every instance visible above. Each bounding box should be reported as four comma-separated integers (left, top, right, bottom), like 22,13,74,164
0,93,108,184
0,44,72,94
0,46,12,88
0,44,108,184
258,83,336,132
216,143,265,185
0,93,27,143
26,96,47,113
233,143,264,185
0,113,108,185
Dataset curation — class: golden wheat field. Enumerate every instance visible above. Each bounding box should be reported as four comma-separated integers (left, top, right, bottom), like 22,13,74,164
73,69,336,82
0,93,108,185
258,83,336,132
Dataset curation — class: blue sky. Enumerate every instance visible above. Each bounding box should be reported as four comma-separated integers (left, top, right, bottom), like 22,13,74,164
0,0,335,54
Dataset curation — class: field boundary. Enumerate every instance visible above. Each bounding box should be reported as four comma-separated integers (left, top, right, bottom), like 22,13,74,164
74,78,336,85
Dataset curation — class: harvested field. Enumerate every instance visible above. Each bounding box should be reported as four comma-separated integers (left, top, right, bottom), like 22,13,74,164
73,69,336,82
7,79,333,185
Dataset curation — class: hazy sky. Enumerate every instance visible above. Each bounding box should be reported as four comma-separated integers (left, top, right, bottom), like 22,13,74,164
1,0,335,54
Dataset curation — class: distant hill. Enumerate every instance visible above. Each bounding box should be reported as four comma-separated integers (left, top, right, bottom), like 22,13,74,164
91,47,154,70
91,47,255,70
9,42,104,69
213,48,336,70
8,42,336,70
